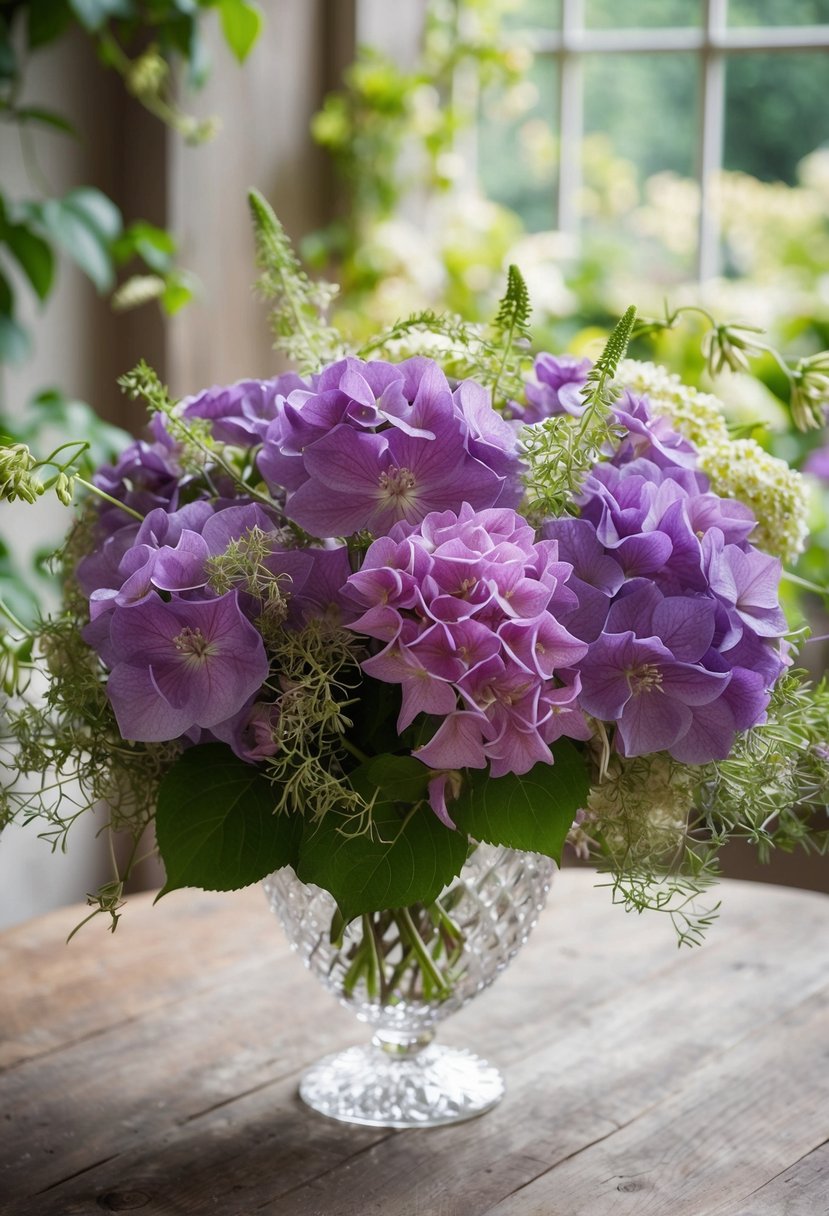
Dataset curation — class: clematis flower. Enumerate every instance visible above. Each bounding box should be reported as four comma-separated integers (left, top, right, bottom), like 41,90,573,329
106,592,270,742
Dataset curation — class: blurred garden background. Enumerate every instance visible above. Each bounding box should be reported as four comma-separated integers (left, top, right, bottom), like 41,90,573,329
2,0,828,924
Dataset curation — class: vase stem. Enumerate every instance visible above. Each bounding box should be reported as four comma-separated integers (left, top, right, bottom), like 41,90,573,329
372,1027,434,1058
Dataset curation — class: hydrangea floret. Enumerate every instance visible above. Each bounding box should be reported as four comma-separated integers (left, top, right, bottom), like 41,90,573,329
2,194,827,956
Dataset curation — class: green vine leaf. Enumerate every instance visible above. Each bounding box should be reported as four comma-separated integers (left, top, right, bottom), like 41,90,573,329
218,0,263,63
4,224,55,301
451,740,590,862
296,802,468,922
155,744,300,896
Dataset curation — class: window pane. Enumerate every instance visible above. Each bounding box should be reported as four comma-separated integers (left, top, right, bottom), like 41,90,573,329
728,0,829,25
503,0,561,31
478,54,558,230
584,52,698,178
586,0,701,27
724,52,829,182
582,52,700,278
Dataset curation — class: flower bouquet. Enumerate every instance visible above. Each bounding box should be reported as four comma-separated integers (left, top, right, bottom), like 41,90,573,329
2,192,828,1127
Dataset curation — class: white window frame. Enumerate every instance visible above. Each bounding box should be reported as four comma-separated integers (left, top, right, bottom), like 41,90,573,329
527,0,829,278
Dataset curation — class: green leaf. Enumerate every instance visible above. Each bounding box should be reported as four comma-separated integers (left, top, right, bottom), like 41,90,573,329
33,197,116,292
61,187,122,241
218,0,263,62
14,106,77,136
155,744,300,896
134,222,176,271
351,753,431,804
5,224,55,301
0,267,13,315
68,0,134,32
451,740,590,863
0,314,31,364
27,0,72,50
296,802,468,922
160,270,196,314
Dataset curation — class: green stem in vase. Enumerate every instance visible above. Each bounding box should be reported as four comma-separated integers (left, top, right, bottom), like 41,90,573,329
362,912,382,1001
395,907,452,1000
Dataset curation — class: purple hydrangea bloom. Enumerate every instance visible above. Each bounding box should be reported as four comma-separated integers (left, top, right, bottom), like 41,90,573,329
106,592,270,742
181,374,310,446
345,503,590,787
577,583,734,762
94,413,183,528
546,430,787,760
257,357,525,537
611,390,699,471
520,354,592,422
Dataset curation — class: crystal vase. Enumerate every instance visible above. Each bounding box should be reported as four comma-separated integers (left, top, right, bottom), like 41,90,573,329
263,844,554,1128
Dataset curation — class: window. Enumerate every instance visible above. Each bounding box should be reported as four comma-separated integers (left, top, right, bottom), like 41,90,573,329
479,0,829,279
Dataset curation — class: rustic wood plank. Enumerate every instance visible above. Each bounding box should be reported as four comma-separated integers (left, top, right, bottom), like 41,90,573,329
0,888,282,1069
709,1140,829,1216
478,990,829,1216
1,875,826,1215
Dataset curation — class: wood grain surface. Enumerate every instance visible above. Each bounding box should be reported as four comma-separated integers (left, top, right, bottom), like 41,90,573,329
1,872,827,1215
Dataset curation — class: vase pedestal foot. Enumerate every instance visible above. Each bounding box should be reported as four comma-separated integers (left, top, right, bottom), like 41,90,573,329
298,1042,505,1128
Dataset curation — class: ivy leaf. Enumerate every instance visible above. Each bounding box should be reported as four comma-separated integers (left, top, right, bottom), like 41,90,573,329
5,224,55,301
155,744,300,896
451,740,590,863
296,802,468,922
218,0,263,63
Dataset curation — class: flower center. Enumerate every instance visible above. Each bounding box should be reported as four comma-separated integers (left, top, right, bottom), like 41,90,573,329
378,465,417,506
629,663,663,694
173,626,212,660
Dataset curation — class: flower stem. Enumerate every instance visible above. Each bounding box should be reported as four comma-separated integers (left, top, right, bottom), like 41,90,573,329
395,907,452,998
75,477,144,521
0,597,32,636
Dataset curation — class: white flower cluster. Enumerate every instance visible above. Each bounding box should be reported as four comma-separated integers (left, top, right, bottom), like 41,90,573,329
618,359,810,564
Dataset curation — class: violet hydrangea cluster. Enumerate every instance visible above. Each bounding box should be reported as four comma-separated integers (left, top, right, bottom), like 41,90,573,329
75,344,791,820
257,356,524,535
531,355,787,764
344,504,590,820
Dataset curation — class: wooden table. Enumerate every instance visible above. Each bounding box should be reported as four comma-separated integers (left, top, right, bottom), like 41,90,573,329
1,872,828,1216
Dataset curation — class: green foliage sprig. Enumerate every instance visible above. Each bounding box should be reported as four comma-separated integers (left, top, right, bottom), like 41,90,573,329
520,305,635,520
489,262,532,406
248,189,345,374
